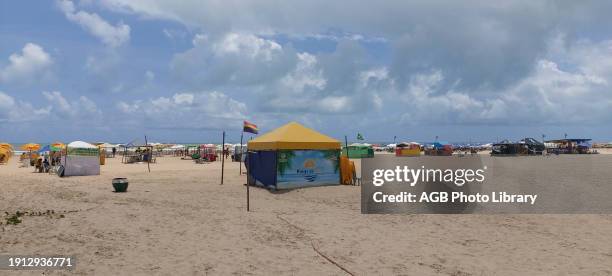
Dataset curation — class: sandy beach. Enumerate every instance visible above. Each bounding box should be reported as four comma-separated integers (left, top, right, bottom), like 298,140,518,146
0,155,610,275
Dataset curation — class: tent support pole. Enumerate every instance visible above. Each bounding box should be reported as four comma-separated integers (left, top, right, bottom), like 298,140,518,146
221,131,225,185
239,131,244,175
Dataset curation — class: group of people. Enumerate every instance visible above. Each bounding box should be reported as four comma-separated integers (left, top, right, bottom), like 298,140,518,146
20,151,62,173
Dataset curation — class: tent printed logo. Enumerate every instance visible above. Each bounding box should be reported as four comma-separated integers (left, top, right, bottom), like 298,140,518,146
299,159,318,182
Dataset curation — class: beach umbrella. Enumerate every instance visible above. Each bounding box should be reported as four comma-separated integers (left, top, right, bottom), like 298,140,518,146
0,143,13,150
51,142,65,151
38,145,51,153
20,143,40,151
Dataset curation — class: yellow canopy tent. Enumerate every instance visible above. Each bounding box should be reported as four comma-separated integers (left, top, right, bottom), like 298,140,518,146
248,122,341,150
246,122,343,189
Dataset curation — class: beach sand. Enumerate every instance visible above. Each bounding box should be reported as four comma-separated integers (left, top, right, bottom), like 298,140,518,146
1,155,611,275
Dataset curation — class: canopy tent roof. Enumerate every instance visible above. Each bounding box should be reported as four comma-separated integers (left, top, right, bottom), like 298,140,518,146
430,141,450,148
68,141,97,149
97,142,117,148
248,122,341,150
397,141,421,147
545,138,592,143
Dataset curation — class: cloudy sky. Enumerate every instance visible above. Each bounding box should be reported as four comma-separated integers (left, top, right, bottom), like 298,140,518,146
1,0,612,143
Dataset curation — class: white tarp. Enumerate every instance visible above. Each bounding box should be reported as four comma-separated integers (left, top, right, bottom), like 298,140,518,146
62,141,100,176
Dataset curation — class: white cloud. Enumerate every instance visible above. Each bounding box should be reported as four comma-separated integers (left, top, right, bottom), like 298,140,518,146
397,37,612,125
212,33,283,61
0,43,52,83
171,33,296,87
0,92,51,122
116,91,247,128
42,91,101,119
57,0,130,47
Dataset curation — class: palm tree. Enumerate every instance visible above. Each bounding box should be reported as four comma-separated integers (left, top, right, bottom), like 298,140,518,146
277,150,296,176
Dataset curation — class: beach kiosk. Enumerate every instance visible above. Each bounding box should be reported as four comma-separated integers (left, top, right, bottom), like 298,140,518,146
395,142,421,157
61,141,100,176
247,122,342,190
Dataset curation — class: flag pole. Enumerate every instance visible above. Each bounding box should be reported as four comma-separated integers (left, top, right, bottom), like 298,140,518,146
221,131,225,185
239,130,244,175
145,135,151,173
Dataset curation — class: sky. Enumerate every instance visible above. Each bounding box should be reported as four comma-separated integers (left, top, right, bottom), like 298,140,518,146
1,0,612,143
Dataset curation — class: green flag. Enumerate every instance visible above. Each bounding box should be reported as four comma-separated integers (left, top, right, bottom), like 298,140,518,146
357,133,364,140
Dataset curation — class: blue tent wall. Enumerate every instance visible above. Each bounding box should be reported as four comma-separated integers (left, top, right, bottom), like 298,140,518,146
247,151,277,188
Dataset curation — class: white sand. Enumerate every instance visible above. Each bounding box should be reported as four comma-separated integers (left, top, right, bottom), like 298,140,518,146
1,156,611,275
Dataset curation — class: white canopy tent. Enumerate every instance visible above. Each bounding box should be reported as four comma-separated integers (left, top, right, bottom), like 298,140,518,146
61,141,100,176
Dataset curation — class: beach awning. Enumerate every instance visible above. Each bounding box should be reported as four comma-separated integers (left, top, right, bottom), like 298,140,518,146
248,122,341,150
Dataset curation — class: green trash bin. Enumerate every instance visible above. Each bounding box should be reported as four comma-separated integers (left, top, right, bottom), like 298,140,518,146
112,178,129,192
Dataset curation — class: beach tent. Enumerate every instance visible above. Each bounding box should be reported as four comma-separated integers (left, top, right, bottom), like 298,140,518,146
342,143,374,158
61,141,100,176
247,122,342,190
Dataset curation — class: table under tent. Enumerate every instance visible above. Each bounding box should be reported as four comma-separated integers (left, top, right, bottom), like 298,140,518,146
121,140,155,164
246,122,355,190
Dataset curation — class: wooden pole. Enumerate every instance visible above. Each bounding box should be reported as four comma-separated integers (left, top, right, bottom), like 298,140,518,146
239,131,244,175
221,131,225,185
145,135,150,173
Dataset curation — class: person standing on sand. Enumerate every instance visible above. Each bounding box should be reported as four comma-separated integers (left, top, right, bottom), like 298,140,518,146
112,147,116,158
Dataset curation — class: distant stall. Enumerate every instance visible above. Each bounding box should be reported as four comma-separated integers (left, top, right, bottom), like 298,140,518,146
545,138,594,154
491,138,545,156
121,141,155,164
425,142,453,156
395,142,421,157
342,143,374,158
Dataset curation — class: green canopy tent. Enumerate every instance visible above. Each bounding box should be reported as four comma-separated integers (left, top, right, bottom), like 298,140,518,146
342,143,374,158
